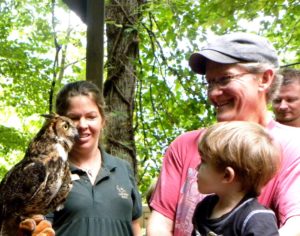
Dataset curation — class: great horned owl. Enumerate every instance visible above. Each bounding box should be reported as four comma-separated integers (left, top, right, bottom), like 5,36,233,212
0,113,78,236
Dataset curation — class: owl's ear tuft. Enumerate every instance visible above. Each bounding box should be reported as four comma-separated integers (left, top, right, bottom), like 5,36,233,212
41,113,58,120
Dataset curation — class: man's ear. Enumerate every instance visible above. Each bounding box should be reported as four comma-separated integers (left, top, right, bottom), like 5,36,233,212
222,166,235,183
258,69,274,92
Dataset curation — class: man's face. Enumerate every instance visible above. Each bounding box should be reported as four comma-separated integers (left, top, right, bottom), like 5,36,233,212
206,61,264,123
273,81,300,127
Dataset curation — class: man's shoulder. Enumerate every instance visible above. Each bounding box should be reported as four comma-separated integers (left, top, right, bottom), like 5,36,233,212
267,120,300,149
268,120,300,136
173,128,206,144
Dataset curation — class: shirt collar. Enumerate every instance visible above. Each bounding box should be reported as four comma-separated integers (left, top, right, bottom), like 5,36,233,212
69,146,118,175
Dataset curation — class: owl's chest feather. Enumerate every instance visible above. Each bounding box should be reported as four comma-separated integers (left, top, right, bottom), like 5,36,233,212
55,143,68,162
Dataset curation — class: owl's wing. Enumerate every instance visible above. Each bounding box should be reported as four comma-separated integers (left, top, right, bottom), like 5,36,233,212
0,160,47,218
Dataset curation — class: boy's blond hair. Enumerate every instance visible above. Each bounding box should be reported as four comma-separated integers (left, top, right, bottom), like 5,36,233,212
199,121,281,196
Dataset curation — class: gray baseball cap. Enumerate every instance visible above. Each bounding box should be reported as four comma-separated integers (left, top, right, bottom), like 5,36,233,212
189,32,279,74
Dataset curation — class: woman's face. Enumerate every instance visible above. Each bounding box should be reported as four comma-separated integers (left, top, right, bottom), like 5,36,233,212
66,95,104,153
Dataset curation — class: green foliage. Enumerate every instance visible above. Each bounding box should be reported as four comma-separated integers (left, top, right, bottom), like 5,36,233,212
135,0,300,197
0,0,300,201
0,0,85,179
0,107,46,179
0,124,27,173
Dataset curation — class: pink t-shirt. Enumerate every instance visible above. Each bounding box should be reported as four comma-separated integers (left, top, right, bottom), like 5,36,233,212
150,120,300,236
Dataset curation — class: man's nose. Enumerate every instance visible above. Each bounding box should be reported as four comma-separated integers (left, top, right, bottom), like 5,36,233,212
279,100,288,110
207,86,223,102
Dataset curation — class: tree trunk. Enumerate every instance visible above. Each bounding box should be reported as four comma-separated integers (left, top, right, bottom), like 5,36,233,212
86,0,104,90
104,0,141,174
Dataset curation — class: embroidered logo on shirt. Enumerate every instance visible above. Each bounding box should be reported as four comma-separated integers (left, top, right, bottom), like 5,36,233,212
116,185,129,199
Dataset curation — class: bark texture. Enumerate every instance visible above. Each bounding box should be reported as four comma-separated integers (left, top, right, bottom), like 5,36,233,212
104,0,141,173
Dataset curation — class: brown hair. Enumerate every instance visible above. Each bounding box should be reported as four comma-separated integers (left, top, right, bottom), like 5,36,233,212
55,80,106,123
280,68,300,86
199,121,281,196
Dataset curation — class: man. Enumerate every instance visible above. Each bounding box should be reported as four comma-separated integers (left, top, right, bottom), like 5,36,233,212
273,68,300,127
147,32,300,236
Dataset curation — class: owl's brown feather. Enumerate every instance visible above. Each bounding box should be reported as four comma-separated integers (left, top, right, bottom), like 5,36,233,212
0,114,78,236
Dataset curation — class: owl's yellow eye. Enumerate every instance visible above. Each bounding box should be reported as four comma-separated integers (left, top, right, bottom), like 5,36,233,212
63,123,69,130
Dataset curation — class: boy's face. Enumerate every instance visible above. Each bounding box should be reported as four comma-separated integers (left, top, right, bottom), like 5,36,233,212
197,156,225,194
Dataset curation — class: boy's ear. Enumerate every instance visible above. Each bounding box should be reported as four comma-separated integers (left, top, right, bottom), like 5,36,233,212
222,166,235,183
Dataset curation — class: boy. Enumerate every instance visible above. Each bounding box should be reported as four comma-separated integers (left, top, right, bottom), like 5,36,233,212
192,121,280,236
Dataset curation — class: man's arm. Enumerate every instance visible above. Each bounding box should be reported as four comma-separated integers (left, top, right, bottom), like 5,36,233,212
279,216,300,236
146,210,174,236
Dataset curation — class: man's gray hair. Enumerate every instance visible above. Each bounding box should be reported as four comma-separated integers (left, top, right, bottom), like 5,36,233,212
238,62,283,103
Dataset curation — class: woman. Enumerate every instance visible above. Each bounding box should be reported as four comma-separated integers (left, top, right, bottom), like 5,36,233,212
49,80,142,236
